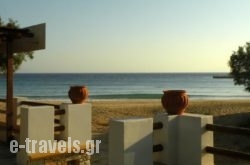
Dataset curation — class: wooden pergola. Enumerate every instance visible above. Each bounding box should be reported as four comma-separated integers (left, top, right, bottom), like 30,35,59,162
0,23,45,142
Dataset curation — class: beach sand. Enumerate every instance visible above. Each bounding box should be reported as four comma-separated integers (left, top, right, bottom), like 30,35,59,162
1,99,250,164
90,99,250,165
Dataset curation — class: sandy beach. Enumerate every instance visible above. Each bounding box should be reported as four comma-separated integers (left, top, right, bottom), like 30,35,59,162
90,99,250,165
1,99,250,164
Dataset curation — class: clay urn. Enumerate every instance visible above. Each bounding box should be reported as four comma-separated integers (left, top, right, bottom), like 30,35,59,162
161,90,188,115
68,85,88,104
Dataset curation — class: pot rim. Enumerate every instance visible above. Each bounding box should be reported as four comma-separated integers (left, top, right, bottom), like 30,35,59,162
163,90,186,93
70,85,87,88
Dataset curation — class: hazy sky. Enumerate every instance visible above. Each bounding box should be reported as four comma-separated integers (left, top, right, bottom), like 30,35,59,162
1,0,250,73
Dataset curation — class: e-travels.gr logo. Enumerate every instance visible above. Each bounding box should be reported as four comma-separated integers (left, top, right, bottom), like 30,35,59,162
10,137,101,155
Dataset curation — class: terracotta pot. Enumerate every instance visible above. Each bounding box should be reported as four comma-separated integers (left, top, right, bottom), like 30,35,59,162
161,90,188,115
68,86,88,104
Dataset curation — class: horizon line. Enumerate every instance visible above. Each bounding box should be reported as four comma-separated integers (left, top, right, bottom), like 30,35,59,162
13,71,230,74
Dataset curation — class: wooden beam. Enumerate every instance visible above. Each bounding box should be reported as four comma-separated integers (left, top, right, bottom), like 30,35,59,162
153,122,163,130
206,146,250,161
20,101,60,109
28,144,93,161
206,124,250,136
54,125,65,132
55,109,65,116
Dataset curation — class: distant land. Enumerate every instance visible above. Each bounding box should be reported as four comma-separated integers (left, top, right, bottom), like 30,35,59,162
213,73,233,79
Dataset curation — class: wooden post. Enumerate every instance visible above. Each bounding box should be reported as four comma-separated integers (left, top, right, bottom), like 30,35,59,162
6,37,14,142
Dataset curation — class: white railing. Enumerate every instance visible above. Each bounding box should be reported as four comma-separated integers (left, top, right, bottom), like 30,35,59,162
16,103,92,165
109,113,214,165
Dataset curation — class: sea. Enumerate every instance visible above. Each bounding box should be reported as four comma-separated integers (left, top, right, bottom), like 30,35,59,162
0,72,249,101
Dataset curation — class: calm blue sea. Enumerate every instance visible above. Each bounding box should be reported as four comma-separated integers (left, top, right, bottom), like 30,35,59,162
0,73,249,101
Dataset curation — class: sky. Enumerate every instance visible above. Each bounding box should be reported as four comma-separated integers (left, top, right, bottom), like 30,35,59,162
1,0,250,73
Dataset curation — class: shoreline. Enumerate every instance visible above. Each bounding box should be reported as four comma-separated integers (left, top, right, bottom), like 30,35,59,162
22,97,250,102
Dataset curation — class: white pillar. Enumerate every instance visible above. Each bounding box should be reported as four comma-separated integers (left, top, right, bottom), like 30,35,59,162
59,103,92,143
153,112,179,165
109,117,153,165
178,114,214,165
13,97,28,142
59,103,92,165
153,113,214,165
17,106,54,165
